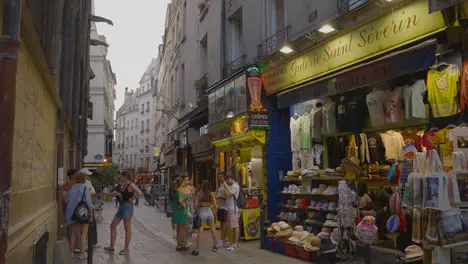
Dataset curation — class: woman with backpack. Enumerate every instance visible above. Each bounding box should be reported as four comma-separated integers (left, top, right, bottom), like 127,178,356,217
191,180,218,256
65,169,94,259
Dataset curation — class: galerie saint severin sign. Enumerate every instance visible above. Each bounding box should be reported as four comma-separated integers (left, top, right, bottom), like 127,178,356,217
261,0,446,95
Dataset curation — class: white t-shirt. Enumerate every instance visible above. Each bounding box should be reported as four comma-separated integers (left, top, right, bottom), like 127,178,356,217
290,116,301,152
225,182,240,211
410,80,427,119
385,86,405,124
322,102,337,134
216,184,226,209
366,89,387,126
448,127,468,151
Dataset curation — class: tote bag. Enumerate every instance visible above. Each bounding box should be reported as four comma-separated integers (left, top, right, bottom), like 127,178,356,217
413,153,426,209
450,151,468,207
423,150,451,211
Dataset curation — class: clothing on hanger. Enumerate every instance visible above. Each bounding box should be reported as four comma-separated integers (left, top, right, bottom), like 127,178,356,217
380,130,405,160
366,88,387,126
367,132,386,163
322,101,337,134
403,80,427,120
290,115,301,152
460,60,468,113
300,112,312,149
384,86,405,124
427,63,460,117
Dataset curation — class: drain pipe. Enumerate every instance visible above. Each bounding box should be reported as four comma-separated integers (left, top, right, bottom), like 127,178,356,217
220,0,226,79
0,1,22,264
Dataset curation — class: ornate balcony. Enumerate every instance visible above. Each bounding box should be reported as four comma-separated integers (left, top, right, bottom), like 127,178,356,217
257,26,290,60
224,54,246,78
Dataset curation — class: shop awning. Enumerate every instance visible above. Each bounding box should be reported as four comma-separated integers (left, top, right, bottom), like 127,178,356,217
212,129,267,151
277,39,437,109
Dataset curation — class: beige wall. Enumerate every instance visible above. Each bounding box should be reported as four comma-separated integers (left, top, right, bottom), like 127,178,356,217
7,31,58,264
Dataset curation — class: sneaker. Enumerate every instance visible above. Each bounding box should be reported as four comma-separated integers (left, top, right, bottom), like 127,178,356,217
192,250,199,256
73,249,81,253
119,249,130,255
227,244,238,251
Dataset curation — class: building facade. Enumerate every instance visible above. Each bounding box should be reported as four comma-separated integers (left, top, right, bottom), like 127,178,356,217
114,59,158,172
85,22,117,169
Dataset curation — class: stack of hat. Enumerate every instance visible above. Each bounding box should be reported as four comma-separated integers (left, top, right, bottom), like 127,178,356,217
323,213,339,228
267,222,281,235
305,211,316,224
318,227,332,238
405,245,423,262
303,235,321,252
311,184,328,195
289,225,311,244
323,186,337,196
275,221,293,239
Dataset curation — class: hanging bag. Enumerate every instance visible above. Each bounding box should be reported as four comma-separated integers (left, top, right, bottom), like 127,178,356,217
450,151,468,207
413,153,425,209
423,149,451,211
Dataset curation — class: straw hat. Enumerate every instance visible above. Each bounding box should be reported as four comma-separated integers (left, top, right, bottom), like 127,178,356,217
405,245,423,262
304,235,321,252
275,222,293,237
289,231,310,243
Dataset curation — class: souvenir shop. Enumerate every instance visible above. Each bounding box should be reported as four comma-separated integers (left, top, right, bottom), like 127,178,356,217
261,1,468,263
207,67,269,240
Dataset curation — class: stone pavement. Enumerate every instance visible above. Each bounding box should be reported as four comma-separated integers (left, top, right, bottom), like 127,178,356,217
72,202,310,264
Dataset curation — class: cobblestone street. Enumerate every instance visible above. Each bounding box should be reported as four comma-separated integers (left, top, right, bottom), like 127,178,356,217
73,203,311,264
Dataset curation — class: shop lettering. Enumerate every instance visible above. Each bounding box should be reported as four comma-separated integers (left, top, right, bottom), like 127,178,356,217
261,0,445,95
357,15,421,48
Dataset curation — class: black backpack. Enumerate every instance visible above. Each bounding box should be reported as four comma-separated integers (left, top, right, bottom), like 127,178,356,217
72,187,90,224
235,187,247,209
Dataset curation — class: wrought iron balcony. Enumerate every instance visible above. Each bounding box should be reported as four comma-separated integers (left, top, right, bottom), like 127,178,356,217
257,26,290,60
195,73,208,97
224,54,246,78
337,0,370,16
190,138,213,154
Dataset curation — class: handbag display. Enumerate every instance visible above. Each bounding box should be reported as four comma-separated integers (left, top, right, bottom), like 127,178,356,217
423,150,451,211
451,151,468,207
413,153,425,209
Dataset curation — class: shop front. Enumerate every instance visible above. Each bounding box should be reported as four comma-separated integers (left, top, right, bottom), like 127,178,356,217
260,1,468,262
207,67,269,240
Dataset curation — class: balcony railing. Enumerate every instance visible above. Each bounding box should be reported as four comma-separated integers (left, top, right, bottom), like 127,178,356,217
337,0,369,16
191,138,213,154
195,73,208,97
257,26,290,60
224,54,246,78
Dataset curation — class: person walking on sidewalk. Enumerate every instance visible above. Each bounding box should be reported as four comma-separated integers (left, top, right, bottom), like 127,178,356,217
66,170,94,259
191,180,218,256
180,176,196,247
216,173,229,248
105,170,143,255
171,177,189,250
225,176,240,251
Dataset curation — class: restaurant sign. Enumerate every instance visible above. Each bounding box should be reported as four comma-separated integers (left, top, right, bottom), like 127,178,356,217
261,0,446,95
247,66,269,129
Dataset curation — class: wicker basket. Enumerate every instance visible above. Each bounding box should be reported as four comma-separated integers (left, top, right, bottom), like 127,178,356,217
356,227,378,245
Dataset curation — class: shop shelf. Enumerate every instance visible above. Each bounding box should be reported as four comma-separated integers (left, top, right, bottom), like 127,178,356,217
296,245,312,261
310,176,343,181
274,240,285,254
284,242,298,258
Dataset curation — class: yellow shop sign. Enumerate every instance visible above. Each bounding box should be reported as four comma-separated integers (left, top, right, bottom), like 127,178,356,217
262,0,446,95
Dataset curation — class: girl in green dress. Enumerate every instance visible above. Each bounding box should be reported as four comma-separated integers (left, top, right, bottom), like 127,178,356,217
171,177,188,250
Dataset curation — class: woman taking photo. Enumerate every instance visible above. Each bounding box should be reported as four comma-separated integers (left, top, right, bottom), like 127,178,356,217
171,177,189,250
66,170,94,259
192,180,218,256
105,170,142,255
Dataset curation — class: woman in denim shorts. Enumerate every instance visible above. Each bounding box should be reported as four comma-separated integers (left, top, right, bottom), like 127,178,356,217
105,171,142,255
191,180,218,256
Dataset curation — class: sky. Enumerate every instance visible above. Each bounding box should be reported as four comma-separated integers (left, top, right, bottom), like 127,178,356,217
93,0,170,111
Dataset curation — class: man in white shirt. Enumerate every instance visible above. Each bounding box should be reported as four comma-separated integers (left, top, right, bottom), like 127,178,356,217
224,176,240,251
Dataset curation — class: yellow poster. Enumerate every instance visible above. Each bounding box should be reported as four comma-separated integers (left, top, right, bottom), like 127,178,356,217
261,0,446,95
242,208,261,240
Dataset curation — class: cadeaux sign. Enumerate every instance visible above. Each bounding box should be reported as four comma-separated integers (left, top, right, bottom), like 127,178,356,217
247,66,269,129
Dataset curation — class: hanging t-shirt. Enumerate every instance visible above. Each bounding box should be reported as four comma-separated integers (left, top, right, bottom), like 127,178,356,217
367,132,386,163
408,80,427,119
336,94,368,132
311,106,323,142
327,136,348,168
427,64,460,117
300,113,312,149
448,127,468,153
380,130,405,160
460,60,468,113
366,89,387,126
290,115,301,152
385,86,405,124
322,101,337,134
436,128,454,168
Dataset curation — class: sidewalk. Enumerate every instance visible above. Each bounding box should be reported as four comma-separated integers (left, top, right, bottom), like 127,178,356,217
72,202,310,264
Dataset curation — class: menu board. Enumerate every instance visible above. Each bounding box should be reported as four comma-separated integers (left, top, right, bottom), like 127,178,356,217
234,75,247,114
208,92,216,123
225,81,235,115
215,86,225,122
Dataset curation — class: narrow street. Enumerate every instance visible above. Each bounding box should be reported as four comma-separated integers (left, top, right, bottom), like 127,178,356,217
76,203,309,264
